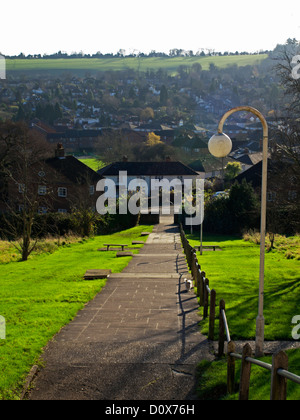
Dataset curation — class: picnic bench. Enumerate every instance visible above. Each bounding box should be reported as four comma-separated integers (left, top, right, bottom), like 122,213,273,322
194,245,221,251
103,244,128,251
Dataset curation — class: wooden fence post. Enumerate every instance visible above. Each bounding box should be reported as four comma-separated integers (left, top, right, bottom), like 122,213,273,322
199,271,205,307
196,267,201,298
227,341,236,394
203,278,209,319
270,351,288,401
208,289,216,340
192,252,197,280
218,299,225,357
239,343,252,401
188,246,192,270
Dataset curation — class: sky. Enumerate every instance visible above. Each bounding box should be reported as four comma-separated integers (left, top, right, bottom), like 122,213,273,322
1,0,300,56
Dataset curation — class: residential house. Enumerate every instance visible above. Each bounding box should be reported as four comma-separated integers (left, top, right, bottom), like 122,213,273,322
132,123,175,144
232,152,270,173
0,144,102,214
235,158,298,205
44,144,102,213
98,158,199,200
46,129,102,152
189,155,237,179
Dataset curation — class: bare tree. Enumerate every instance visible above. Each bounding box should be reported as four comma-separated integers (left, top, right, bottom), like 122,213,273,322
269,40,300,233
0,121,52,260
95,130,137,163
273,39,300,115
67,173,100,238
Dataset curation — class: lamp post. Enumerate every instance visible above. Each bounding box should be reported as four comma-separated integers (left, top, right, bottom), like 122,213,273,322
208,106,268,357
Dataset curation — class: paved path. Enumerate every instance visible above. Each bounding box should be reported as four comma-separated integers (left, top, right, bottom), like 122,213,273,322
29,221,213,400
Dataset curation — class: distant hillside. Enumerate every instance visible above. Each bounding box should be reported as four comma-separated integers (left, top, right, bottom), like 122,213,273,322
6,54,268,75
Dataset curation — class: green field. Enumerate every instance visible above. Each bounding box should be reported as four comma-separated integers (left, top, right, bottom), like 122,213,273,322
0,225,152,400
6,54,268,75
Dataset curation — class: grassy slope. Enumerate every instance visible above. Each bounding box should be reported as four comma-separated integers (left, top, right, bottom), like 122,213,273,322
197,349,300,400
189,233,300,400
0,225,152,399
6,54,268,74
186,233,300,341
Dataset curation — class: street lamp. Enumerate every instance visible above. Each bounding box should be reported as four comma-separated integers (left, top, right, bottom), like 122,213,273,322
208,106,268,357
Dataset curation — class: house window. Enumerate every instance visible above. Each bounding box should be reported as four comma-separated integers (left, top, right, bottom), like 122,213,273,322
89,185,95,195
58,208,68,214
38,207,47,214
18,183,25,193
267,192,277,202
58,187,67,198
288,191,297,201
38,185,47,196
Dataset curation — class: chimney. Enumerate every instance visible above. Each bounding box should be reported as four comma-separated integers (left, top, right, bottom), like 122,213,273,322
55,143,65,158
165,156,171,162
123,155,128,162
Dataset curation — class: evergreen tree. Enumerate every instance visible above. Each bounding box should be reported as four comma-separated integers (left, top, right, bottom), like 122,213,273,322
160,85,168,106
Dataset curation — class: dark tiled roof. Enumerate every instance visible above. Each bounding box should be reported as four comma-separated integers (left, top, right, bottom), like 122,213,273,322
98,161,198,177
47,129,101,140
234,152,266,166
46,156,102,184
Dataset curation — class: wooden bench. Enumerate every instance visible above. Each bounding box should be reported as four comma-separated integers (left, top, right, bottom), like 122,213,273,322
116,251,133,258
195,245,221,251
103,244,128,251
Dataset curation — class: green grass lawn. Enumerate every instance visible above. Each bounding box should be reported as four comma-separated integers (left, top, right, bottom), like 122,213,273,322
0,225,152,400
186,232,300,400
186,233,300,341
197,349,300,400
6,54,268,75
78,158,106,172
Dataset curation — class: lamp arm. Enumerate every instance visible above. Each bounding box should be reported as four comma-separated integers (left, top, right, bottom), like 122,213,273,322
217,106,268,139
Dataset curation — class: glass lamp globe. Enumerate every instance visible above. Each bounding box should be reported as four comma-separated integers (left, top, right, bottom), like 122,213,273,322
208,133,232,158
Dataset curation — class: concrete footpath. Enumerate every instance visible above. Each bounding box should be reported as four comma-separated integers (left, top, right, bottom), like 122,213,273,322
29,219,214,400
